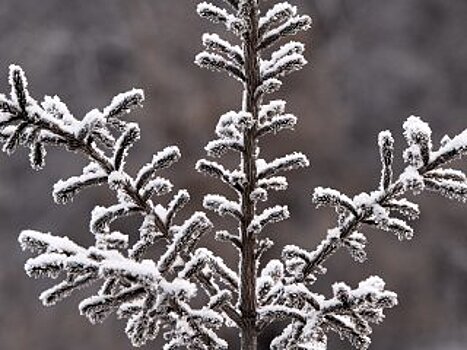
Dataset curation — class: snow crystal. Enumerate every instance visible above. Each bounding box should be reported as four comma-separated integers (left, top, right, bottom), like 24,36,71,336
197,2,244,34
259,2,297,31
153,204,168,223
403,115,432,142
399,166,424,192
203,194,241,218
259,100,287,122
432,128,467,162
159,278,197,299
102,88,145,120
248,205,290,234
257,152,309,179
19,230,85,255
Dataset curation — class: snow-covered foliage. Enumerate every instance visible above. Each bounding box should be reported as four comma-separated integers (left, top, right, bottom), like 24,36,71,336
0,64,230,349
1,1,466,350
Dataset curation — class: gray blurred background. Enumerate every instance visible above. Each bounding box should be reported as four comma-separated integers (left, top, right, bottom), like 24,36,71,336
0,0,466,349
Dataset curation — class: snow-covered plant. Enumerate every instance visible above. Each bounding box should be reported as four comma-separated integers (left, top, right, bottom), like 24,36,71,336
1,1,466,349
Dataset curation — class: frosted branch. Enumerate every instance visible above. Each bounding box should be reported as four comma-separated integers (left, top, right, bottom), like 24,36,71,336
285,117,467,283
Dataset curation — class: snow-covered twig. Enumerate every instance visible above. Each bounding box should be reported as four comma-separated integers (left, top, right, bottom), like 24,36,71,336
285,118,467,286
0,64,240,348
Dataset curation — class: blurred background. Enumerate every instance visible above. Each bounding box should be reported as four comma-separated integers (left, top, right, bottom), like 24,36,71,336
0,0,466,349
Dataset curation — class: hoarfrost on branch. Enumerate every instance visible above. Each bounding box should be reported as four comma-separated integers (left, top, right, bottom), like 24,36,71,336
1,1,466,349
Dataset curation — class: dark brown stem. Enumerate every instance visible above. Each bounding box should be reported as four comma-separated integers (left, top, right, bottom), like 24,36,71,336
239,1,260,349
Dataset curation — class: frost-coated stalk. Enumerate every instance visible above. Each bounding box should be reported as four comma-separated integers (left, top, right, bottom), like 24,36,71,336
195,1,312,347
1,1,467,349
239,2,260,349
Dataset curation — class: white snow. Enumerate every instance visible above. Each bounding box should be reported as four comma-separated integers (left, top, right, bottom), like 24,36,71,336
257,152,309,179
197,2,244,33
102,88,144,119
432,128,467,162
19,230,85,255
248,205,290,234
203,194,241,218
259,2,297,31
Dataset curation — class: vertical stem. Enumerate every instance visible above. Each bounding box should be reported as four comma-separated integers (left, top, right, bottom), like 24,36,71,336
240,1,260,349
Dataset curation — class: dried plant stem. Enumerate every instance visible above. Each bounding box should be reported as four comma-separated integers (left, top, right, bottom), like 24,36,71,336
240,1,260,349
